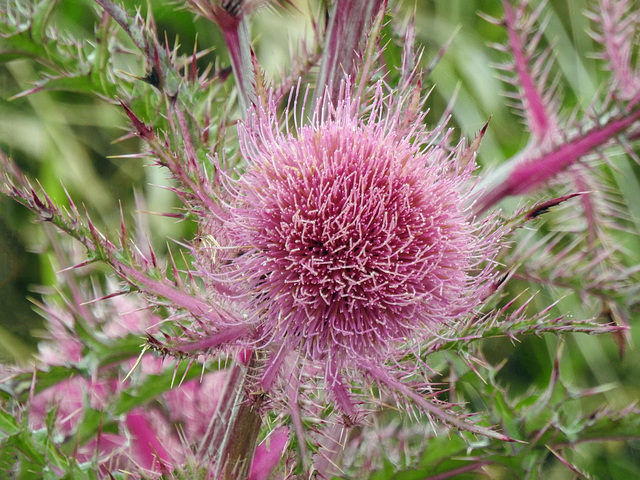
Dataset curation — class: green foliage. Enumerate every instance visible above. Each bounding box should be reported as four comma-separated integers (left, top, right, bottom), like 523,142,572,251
330,344,640,479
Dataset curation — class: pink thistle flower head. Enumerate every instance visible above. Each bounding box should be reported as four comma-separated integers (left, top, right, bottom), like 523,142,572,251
225,81,501,407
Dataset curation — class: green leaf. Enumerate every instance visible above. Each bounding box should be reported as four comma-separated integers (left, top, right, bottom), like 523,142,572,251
5,365,85,403
12,74,106,99
4,429,47,468
0,30,76,69
0,409,20,438
30,0,60,44
491,389,523,439
368,454,396,480
68,408,119,452
416,434,469,470
573,406,640,443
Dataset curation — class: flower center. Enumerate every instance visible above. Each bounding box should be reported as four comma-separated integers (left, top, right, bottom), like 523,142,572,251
235,122,472,358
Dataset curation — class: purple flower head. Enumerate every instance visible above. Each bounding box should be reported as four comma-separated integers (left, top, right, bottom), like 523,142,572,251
221,81,502,410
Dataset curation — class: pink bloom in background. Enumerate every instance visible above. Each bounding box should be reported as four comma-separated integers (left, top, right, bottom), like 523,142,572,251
248,426,289,480
28,375,126,473
22,294,284,478
221,82,503,415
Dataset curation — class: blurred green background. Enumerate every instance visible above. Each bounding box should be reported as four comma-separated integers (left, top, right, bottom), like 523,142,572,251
1,0,639,477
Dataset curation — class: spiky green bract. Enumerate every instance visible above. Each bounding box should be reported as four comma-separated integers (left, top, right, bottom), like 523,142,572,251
222,82,503,416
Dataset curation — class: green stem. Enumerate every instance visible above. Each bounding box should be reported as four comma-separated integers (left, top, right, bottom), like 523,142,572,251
209,352,263,480
223,396,264,479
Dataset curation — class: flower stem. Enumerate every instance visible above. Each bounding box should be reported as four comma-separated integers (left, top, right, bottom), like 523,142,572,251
212,353,263,480
223,397,263,479
315,0,381,104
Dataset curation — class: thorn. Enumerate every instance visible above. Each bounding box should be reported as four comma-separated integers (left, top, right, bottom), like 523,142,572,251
106,153,149,159
171,362,180,388
119,201,128,242
178,360,193,387
149,241,158,268
8,84,46,101
123,345,150,382
168,247,183,289
115,69,149,82
525,192,587,220
460,117,492,168
57,258,97,273
136,210,184,219
190,35,199,83
80,290,129,306
118,98,154,140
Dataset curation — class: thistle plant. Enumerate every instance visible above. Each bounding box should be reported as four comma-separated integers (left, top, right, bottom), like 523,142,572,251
1,0,640,479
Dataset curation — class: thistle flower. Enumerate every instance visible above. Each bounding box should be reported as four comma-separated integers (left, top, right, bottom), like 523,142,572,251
217,82,503,421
